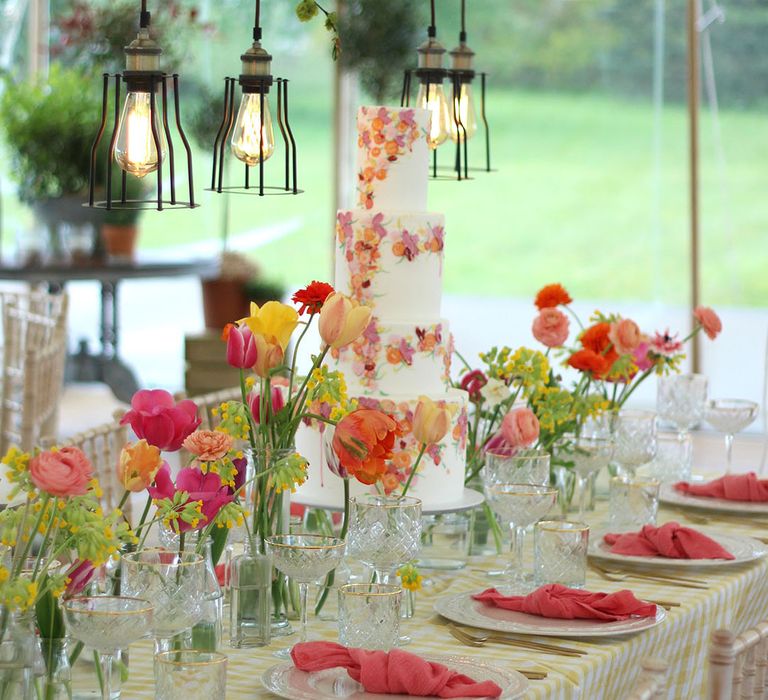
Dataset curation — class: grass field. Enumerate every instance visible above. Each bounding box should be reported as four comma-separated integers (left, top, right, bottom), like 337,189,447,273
5,84,768,307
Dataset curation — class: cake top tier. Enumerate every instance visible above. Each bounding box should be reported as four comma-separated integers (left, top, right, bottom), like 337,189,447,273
355,105,430,212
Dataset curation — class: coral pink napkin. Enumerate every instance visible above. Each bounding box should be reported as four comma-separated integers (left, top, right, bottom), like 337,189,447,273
472,584,656,621
674,472,768,502
603,522,734,560
290,641,502,698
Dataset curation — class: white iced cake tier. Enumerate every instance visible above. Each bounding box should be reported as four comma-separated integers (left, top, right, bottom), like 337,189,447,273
294,389,469,510
335,209,444,322
356,106,430,211
329,317,452,396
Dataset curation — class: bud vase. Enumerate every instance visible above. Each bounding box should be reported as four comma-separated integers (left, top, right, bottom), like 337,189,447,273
229,537,271,648
0,608,37,700
38,638,71,700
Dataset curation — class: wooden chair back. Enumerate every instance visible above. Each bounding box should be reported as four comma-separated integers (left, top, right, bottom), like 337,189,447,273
625,657,669,699
710,625,768,699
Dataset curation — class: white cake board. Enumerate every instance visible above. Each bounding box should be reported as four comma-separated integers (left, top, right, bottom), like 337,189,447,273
292,487,484,515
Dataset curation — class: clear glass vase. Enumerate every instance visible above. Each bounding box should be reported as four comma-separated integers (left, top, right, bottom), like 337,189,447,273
0,608,37,700
37,638,71,700
229,538,272,649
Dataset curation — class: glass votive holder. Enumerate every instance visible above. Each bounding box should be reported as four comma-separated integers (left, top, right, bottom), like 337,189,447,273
155,650,228,699
608,476,660,533
641,432,693,484
338,584,401,650
534,520,590,589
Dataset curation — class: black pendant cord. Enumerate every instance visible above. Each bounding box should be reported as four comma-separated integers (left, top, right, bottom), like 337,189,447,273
254,0,262,40
428,0,436,37
460,0,466,41
139,0,150,28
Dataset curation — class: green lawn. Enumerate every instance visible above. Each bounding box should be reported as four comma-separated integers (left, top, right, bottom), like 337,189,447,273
5,86,768,307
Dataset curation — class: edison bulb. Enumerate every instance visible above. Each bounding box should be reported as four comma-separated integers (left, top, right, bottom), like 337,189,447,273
449,83,478,143
416,83,450,149
114,91,166,178
231,93,275,165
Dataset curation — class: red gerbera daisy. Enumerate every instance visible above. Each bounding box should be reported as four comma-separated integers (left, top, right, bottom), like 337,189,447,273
292,281,335,316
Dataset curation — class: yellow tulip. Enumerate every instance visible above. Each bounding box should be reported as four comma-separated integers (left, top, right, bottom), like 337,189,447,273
412,396,452,445
239,301,298,351
318,293,372,349
252,333,285,378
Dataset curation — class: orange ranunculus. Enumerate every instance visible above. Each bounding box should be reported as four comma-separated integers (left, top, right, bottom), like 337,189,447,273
412,396,452,445
608,318,642,355
568,349,610,378
580,322,618,377
318,293,373,350
117,439,164,492
534,283,573,310
693,306,722,340
182,430,234,462
332,409,403,486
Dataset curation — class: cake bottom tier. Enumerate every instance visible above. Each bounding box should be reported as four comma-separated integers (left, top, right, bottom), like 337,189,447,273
294,388,469,510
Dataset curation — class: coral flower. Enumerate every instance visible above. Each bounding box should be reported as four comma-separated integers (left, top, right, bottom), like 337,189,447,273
117,439,165,492
649,330,683,357
318,293,373,350
534,283,573,310
182,430,233,462
608,318,642,355
501,407,540,448
568,349,610,378
332,409,402,485
580,322,618,375
292,281,335,316
532,308,570,348
29,447,93,497
121,389,201,452
223,323,257,369
412,396,452,445
694,306,722,340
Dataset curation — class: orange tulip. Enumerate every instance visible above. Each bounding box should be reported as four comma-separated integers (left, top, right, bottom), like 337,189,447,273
117,439,164,492
318,293,372,350
332,409,402,485
412,396,452,445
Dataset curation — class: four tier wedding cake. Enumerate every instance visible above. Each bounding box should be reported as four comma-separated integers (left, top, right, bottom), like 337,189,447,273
295,105,468,510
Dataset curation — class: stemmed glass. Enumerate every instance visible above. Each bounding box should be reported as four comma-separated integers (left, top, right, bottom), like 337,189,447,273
120,549,205,654
346,495,423,585
657,374,708,438
63,596,153,700
265,534,346,659
485,483,558,594
705,399,759,473
558,435,614,518
611,410,657,477
484,449,551,487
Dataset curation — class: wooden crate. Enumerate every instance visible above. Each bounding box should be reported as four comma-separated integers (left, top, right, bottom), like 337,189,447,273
184,332,241,396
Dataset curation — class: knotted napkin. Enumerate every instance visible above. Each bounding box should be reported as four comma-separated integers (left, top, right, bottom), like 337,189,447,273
290,641,503,698
472,584,657,621
603,522,734,560
674,472,768,502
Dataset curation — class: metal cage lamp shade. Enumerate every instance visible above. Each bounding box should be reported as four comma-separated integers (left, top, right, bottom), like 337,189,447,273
209,0,300,196
86,0,197,211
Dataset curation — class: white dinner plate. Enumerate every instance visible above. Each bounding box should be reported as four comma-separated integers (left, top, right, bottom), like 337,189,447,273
589,529,768,568
659,483,768,515
434,591,665,638
261,655,528,700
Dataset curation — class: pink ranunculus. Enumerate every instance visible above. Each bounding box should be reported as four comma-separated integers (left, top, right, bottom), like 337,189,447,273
28,447,94,497
532,308,570,348
609,318,642,355
182,430,233,462
247,386,286,425
64,560,95,598
694,306,722,340
483,430,516,457
225,324,257,369
500,408,540,448
121,389,201,452
148,464,233,532
633,342,654,372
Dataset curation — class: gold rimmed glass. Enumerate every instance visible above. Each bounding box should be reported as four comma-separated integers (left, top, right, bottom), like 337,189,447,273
120,549,205,655
63,596,153,700
608,476,660,533
154,650,228,699
486,483,558,594
338,584,402,650
265,534,346,659
705,399,759,473
611,410,657,477
484,448,551,487
534,520,590,588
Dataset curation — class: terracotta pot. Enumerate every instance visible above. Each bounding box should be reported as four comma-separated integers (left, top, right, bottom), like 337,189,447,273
101,224,139,259
201,278,249,330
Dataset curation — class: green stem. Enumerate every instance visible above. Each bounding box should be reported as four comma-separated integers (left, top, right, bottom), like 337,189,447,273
32,497,58,579
134,493,153,540
453,349,474,373
400,444,427,498
13,495,50,579
314,479,350,615
288,319,313,401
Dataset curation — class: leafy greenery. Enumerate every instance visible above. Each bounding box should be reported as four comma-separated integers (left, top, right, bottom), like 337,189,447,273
0,66,102,203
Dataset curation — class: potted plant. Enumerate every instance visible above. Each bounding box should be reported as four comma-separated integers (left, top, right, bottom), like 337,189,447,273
100,172,146,260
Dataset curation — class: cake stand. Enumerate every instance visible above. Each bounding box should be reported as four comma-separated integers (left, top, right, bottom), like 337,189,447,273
292,487,484,515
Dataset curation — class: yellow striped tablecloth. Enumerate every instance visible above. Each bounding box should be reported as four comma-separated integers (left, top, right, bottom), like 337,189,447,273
122,499,768,699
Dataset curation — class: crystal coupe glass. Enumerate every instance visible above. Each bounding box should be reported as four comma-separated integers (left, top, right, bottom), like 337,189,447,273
705,399,759,473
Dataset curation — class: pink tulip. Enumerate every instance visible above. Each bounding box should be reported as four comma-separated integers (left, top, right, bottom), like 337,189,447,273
225,324,257,369
483,429,516,457
64,560,95,598
247,386,286,424
121,389,201,452
501,407,540,448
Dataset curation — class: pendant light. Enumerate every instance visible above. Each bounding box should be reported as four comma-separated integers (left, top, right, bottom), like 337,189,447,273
87,0,197,211
209,0,301,196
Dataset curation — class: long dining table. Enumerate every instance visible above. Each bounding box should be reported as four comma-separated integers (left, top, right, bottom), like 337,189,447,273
121,436,768,699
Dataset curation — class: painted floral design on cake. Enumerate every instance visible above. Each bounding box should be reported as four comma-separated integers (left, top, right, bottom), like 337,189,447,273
392,223,445,262
357,106,421,210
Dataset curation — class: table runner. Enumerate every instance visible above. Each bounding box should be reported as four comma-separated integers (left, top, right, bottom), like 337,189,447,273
119,499,768,699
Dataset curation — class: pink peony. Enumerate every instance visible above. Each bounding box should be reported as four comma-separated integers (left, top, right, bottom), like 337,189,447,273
694,306,722,340
608,318,642,355
121,389,201,452
29,447,93,497
532,308,570,348
182,430,233,462
247,386,286,425
501,408,540,448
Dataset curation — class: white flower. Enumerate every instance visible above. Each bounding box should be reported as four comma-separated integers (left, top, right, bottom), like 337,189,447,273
480,378,510,408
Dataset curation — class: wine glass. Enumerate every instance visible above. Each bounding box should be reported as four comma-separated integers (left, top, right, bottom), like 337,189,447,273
657,374,708,437
558,435,614,518
705,399,759,473
346,495,423,585
120,549,205,655
265,534,346,659
611,410,657,477
485,483,558,594
484,448,550,487
63,596,153,700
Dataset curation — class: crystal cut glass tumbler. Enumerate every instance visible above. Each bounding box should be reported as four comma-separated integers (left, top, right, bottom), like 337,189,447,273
534,520,589,589
154,650,227,700
608,476,660,533
338,584,402,650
